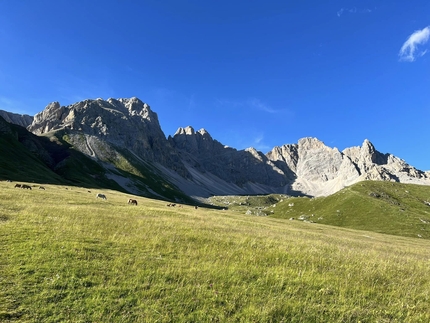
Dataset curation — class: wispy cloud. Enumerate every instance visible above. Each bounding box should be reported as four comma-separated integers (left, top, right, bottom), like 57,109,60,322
0,96,29,114
231,130,271,152
247,98,278,114
249,133,271,152
215,97,286,114
214,98,242,109
398,26,430,62
337,7,372,17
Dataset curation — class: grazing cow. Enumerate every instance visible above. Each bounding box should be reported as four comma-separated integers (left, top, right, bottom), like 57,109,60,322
39,186,45,190
96,193,107,200
21,184,32,190
128,199,138,205
14,184,22,188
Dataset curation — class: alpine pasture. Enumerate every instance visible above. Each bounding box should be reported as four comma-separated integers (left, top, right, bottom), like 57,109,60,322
1,181,429,322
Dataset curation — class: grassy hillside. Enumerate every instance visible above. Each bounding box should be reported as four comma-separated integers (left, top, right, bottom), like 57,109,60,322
0,122,65,184
207,181,430,240
267,181,430,239
0,119,196,203
1,181,430,322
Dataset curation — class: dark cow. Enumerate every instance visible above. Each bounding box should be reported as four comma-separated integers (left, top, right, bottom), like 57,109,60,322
39,186,46,190
21,184,32,190
96,193,107,200
14,184,22,188
128,199,138,205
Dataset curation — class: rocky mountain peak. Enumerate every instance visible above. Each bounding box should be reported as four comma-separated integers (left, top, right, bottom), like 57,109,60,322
171,126,216,153
174,126,195,136
110,97,154,120
360,139,377,161
342,139,388,167
26,98,187,170
31,102,67,133
28,98,160,135
197,128,212,141
0,110,33,128
297,137,326,150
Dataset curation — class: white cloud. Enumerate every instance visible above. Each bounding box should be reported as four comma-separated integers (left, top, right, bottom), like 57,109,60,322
398,26,430,62
337,7,372,17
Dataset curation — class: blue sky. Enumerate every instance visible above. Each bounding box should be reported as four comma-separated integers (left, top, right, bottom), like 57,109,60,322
1,1,429,170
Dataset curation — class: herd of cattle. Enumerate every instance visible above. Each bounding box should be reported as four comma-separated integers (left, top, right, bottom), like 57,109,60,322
10,182,196,208
13,184,140,205
14,183,40,190
95,194,137,205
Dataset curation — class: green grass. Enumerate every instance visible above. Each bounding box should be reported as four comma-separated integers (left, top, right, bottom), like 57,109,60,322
0,130,65,184
1,181,430,322
268,181,430,239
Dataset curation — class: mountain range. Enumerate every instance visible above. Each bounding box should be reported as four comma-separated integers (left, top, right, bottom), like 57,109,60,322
1,97,429,202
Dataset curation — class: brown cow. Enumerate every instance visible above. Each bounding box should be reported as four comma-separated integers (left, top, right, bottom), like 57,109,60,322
21,184,32,190
14,184,22,188
128,199,138,205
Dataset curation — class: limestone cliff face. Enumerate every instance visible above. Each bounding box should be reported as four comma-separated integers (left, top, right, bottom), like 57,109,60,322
266,137,430,196
27,98,190,178
169,126,286,188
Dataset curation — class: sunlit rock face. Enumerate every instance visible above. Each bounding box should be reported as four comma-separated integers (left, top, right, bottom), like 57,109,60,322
266,137,430,196
27,97,190,177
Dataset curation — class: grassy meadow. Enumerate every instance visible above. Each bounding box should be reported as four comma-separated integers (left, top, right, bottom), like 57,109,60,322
209,181,430,240
1,181,430,322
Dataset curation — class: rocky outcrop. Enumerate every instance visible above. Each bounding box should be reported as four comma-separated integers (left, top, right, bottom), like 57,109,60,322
27,98,190,178
169,126,286,188
0,110,33,128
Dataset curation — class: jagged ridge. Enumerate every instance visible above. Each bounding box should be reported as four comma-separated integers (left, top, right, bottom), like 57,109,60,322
4,97,430,199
